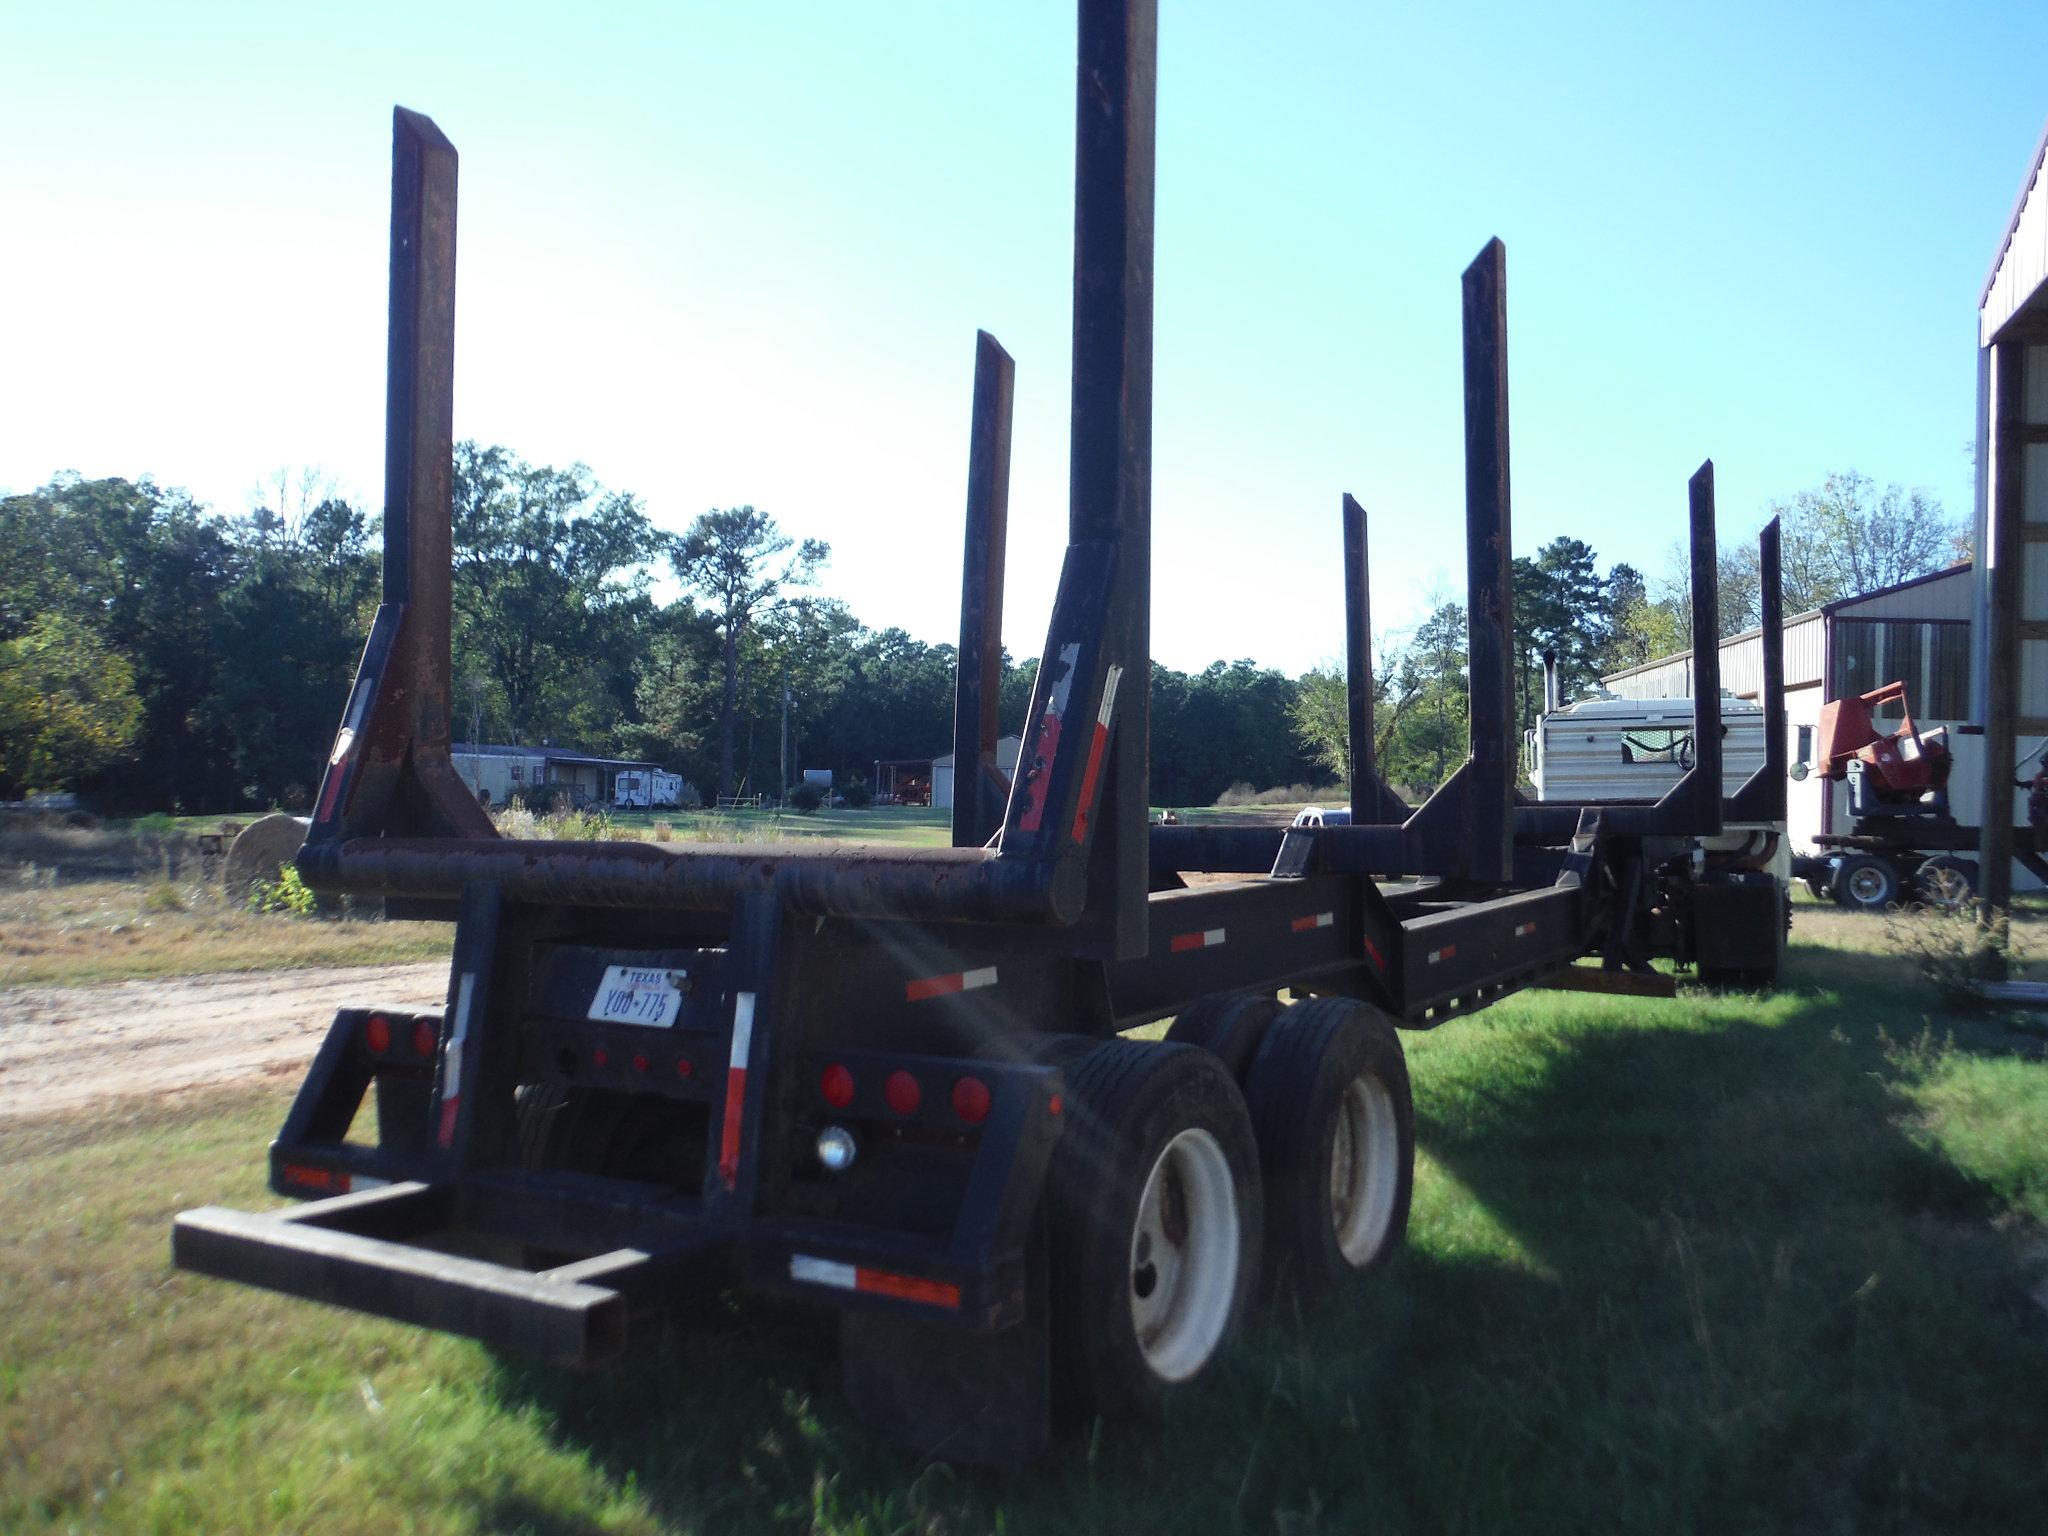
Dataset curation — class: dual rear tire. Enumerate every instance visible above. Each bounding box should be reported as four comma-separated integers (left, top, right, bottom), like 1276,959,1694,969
1050,996,1413,1419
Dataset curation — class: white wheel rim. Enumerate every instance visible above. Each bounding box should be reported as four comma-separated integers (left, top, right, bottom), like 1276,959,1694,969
1128,1127,1239,1382
1330,1071,1401,1266
1848,866,1888,905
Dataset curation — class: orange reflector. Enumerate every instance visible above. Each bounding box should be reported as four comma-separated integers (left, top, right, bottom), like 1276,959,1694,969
363,1014,391,1054
855,1267,962,1309
280,1163,350,1195
411,1018,438,1058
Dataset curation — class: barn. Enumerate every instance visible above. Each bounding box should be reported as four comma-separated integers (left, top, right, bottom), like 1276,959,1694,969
931,734,1022,812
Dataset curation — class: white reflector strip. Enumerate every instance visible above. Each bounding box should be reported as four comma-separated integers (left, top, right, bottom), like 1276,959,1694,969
790,1254,858,1290
730,991,757,1068
905,966,1000,1003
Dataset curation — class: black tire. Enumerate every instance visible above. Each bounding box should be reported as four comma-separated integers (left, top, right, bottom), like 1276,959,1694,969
1832,853,1901,911
1242,998,1413,1295
1164,991,1283,1081
1044,1039,1261,1422
1803,875,1831,902
1915,855,1979,911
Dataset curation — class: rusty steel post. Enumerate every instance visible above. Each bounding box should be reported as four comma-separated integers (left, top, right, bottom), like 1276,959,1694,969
1342,493,1402,825
1686,461,1724,835
953,331,1016,849
1460,238,1516,883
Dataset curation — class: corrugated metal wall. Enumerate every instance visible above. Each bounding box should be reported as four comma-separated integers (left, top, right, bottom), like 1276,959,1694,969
1982,124,2048,344
1831,566,1974,621
1603,612,1823,701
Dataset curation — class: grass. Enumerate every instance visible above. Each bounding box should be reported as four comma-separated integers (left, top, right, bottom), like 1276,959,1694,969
517,805,955,849
0,877,450,988
4,910,2048,1533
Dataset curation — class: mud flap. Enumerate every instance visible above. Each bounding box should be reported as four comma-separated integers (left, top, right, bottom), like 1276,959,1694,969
839,1223,1050,1467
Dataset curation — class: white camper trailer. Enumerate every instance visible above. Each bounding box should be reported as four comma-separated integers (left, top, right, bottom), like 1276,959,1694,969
613,769,686,810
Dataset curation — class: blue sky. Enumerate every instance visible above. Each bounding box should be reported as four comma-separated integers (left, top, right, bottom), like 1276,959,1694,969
4,1,2044,673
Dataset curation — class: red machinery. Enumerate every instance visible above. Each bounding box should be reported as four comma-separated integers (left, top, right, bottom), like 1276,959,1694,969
1813,680,1952,805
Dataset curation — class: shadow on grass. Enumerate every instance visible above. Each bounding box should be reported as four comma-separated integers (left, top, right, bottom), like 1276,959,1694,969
482,938,2048,1536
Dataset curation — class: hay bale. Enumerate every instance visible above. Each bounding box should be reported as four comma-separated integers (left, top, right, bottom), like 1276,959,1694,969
224,813,310,900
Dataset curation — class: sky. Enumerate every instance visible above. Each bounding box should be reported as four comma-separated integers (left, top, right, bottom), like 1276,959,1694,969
4,1,2046,675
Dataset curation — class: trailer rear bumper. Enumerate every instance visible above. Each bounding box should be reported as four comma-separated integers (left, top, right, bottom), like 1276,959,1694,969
173,1179,1023,1368
172,1184,654,1366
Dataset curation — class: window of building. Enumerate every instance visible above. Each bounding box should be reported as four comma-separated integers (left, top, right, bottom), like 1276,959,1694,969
1829,618,1970,720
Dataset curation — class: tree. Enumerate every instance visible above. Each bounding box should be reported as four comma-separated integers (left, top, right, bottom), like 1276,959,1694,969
1771,471,1960,613
672,506,828,797
0,615,142,793
451,442,661,749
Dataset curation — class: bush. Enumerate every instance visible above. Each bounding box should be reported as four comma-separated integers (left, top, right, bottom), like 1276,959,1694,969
1886,901,2017,1011
652,820,675,843
840,777,873,809
787,782,826,813
1212,781,1344,809
142,881,186,913
249,863,317,916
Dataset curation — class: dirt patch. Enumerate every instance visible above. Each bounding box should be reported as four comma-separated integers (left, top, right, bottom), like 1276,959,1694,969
0,962,445,1121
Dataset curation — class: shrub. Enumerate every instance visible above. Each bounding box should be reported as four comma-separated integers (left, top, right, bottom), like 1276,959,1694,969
1886,901,2017,1011
249,863,317,916
142,881,186,913
1212,781,1345,809
788,782,826,813
652,820,675,843
840,777,874,809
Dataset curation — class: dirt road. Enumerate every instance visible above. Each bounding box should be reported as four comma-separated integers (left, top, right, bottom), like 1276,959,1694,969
0,963,446,1121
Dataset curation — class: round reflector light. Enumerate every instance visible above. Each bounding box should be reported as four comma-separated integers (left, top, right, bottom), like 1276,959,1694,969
631,1051,651,1074
592,1047,609,1070
951,1075,993,1125
411,1019,438,1058
817,1124,858,1172
884,1070,922,1117
364,1014,391,1054
676,1056,695,1080
820,1063,856,1108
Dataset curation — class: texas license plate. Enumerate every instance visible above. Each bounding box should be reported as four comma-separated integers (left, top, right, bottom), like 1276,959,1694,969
587,965,685,1028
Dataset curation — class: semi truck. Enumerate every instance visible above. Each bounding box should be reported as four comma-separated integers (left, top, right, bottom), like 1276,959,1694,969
171,0,1789,1465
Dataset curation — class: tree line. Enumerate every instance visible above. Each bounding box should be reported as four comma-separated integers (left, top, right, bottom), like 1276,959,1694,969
0,454,1962,811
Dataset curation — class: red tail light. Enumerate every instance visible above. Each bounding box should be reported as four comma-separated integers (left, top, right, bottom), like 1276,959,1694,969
363,1014,392,1054
631,1051,651,1074
820,1063,855,1108
951,1075,992,1125
676,1056,695,1080
411,1019,438,1058
883,1070,922,1116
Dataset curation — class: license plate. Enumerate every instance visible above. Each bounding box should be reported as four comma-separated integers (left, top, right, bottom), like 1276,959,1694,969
587,965,686,1028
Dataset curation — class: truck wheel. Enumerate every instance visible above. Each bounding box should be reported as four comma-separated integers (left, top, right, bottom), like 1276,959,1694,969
1915,855,1978,912
1242,998,1413,1294
1832,854,1901,911
1164,991,1282,1081
1803,875,1832,902
1045,1039,1260,1421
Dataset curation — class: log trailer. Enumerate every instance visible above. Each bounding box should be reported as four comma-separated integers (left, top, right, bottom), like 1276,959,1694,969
171,0,1789,1465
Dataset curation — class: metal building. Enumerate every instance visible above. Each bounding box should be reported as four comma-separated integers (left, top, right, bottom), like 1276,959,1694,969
1975,117,2048,914
1603,564,1983,862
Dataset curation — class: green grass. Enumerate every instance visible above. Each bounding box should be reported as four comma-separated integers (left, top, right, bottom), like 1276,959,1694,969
584,806,952,849
4,916,2046,1533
